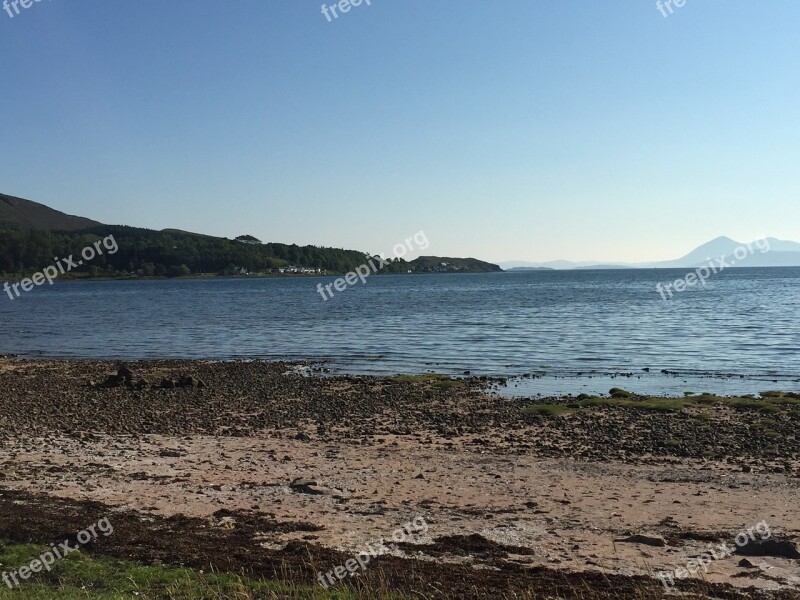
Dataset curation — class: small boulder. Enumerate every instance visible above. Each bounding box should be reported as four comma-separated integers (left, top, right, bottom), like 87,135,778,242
289,478,326,495
159,449,185,458
614,534,666,548
96,374,126,389
736,538,800,559
738,558,758,568
177,375,206,388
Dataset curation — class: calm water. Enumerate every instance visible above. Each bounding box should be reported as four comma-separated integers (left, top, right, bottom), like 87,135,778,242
2,269,799,396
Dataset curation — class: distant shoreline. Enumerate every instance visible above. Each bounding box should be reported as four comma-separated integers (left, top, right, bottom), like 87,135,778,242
7,264,800,284
1,270,508,284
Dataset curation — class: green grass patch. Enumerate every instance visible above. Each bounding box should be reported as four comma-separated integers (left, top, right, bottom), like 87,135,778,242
692,393,720,405
765,396,800,406
522,404,576,417
390,374,465,390
725,398,781,413
579,397,694,412
0,541,401,600
522,390,800,417
391,374,452,383
760,391,800,399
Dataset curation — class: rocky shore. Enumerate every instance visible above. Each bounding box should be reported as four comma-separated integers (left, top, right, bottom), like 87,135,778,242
1,358,799,598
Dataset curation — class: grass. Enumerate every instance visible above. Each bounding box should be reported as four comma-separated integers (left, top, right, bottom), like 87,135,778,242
523,388,800,417
390,374,465,390
727,398,781,413
521,404,575,417
760,391,800,399
0,542,407,600
0,541,745,599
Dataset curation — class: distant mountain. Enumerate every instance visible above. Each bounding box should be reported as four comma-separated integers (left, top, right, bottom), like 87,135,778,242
639,236,800,268
672,236,750,266
641,236,800,268
500,236,800,270
0,193,102,231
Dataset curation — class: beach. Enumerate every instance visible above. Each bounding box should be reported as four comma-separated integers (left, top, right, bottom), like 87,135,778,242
1,358,798,598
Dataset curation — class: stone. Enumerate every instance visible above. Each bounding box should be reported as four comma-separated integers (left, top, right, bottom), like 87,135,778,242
614,534,666,547
736,538,800,559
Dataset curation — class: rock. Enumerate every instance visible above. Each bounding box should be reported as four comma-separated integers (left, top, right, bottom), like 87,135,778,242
117,365,133,381
614,534,666,547
159,449,184,458
295,432,312,442
290,477,316,487
96,374,126,389
160,378,176,389
738,558,758,568
177,376,205,388
736,538,800,559
289,477,328,495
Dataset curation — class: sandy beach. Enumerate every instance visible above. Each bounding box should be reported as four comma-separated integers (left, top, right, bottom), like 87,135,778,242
1,358,799,598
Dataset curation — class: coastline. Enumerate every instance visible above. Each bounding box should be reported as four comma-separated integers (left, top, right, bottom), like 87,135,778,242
1,358,799,598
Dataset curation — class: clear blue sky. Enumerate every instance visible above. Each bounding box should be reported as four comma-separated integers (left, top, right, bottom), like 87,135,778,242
1,1,798,263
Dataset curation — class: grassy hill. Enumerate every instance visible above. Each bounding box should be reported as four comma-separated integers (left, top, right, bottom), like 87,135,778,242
405,256,502,273
0,193,502,278
0,193,102,231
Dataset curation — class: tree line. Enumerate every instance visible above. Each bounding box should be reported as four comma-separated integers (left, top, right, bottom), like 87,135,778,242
0,224,409,278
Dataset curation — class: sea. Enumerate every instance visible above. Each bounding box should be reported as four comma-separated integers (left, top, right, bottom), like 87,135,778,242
2,268,799,397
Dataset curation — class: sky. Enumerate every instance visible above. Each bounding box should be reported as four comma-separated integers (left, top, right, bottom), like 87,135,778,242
1,1,798,264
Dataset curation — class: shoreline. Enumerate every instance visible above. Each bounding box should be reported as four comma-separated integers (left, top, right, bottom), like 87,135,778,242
1,354,797,399
1,270,503,285
2,358,799,597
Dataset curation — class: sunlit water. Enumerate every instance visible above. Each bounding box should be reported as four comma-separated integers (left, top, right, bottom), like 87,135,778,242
2,268,798,396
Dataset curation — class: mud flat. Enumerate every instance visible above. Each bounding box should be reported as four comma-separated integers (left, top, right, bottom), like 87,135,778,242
1,358,799,599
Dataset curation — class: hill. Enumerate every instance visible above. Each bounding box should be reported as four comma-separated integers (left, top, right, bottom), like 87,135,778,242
0,224,376,278
0,193,501,278
405,256,502,273
0,193,102,231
